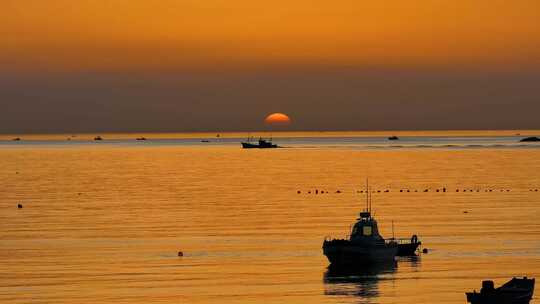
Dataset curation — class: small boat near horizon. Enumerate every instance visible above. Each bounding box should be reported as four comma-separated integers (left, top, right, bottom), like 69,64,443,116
241,136,278,149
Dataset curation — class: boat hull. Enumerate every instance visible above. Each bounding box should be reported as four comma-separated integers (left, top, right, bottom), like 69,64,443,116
241,142,278,149
323,240,398,266
466,278,535,304
397,242,421,256
466,292,533,304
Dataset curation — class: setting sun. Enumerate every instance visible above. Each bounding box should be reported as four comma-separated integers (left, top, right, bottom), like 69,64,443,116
264,113,291,126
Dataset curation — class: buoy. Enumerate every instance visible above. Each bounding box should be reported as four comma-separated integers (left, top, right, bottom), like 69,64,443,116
308,191,311,194
336,190,341,193
178,251,183,257
315,190,318,194
436,189,439,192
456,189,459,192
422,248,429,254
17,203,23,209
442,188,446,192
463,210,469,214
424,189,429,192
400,190,403,192
384,190,389,192
297,190,301,194
407,190,410,192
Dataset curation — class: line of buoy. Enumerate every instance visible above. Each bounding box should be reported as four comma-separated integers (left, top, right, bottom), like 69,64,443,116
296,188,539,194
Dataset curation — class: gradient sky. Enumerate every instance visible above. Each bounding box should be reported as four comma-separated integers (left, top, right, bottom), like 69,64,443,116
1,1,540,133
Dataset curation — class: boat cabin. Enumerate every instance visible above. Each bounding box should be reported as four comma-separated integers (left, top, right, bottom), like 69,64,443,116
349,212,384,241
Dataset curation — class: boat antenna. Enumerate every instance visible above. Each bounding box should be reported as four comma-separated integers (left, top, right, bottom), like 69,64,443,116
366,178,372,213
365,178,369,212
369,186,372,213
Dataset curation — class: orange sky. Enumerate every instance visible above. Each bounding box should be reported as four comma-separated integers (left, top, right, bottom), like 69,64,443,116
2,0,540,71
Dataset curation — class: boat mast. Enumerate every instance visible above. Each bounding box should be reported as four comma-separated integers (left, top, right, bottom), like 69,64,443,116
365,178,369,212
366,178,372,213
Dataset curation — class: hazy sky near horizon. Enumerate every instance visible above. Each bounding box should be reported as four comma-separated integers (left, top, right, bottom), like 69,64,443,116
1,1,540,133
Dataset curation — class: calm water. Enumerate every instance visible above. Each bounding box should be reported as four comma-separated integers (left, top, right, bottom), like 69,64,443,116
1,132,540,303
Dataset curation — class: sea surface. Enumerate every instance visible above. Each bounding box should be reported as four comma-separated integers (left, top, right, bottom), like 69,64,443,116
1,131,540,303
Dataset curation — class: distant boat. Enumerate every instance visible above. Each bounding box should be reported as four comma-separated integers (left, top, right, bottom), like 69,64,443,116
466,277,535,304
136,137,146,141
241,137,278,149
388,136,399,140
519,136,540,142
12,137,21,141
94,136,103,141
201,140,210,143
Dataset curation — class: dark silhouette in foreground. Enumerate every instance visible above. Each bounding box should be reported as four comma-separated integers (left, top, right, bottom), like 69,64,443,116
323,182,400,266
466,277,535,304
